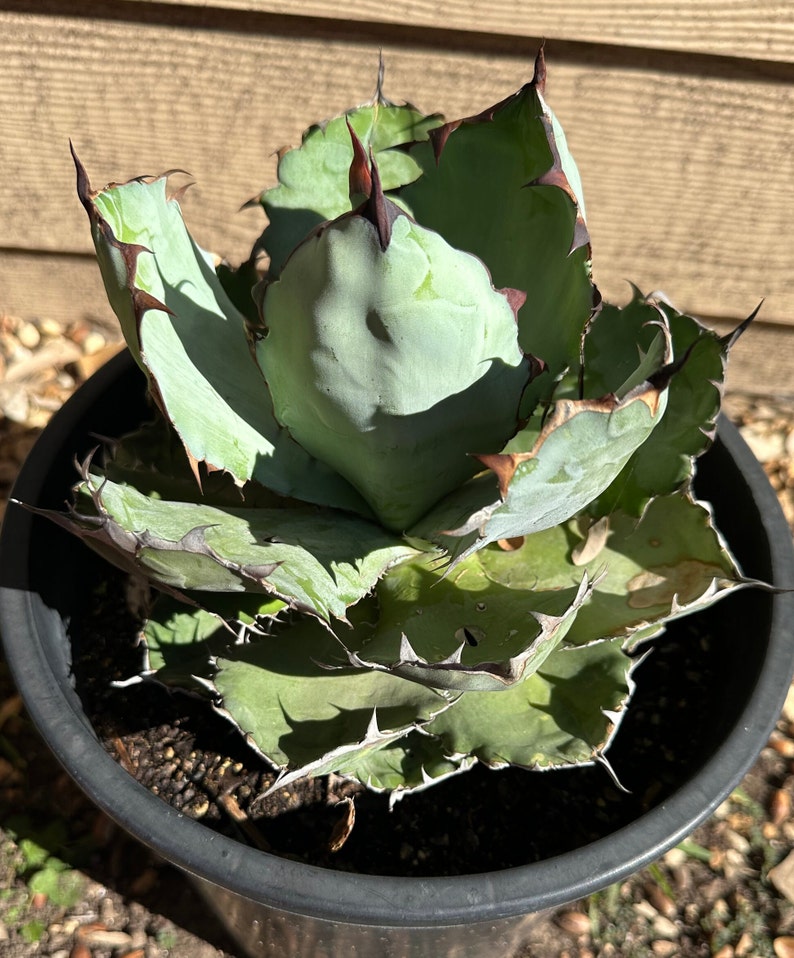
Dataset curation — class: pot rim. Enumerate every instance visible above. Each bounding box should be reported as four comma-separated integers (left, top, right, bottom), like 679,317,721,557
2,350,793,927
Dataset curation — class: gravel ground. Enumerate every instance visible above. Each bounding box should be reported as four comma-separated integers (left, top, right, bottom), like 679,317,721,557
1,312,794,958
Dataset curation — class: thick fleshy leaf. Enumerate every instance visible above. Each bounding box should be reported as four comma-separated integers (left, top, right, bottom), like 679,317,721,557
478,489,744,649
211,615,453,788
55,471,412,622
590,291,747,516
257,207,534,532
339,731,477,800
142,592,286,674
102,416,285,509
413,374,669,564
74,150,368,514
577,294,672,400
424,636,634,770
339,551,593,692
259,99,442,276
400,48,596,410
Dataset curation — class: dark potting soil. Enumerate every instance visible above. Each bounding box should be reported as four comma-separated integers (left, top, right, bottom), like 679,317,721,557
69,564,731,879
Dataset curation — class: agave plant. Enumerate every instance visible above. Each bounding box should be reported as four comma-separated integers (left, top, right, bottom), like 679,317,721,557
40,49,756,801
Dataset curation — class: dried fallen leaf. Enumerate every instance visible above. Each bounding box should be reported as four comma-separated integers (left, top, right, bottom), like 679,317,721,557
328,796,356,852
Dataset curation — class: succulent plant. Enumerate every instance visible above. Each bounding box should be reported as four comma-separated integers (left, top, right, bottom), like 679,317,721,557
40,49,757,801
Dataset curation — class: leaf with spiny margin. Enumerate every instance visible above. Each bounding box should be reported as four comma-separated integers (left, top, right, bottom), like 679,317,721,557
339,731,477,799
589,292,737,517
142,592,286,675
103,416,286,509
75,153,369,515
411,375,669,565
60,472,413,622
477,489,744,650
211,614,453,789
340,550,593,692
424,636,633,770
399,51,595,411
259,101,443,277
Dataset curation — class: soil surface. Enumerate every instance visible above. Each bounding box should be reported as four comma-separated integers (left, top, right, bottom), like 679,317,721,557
2,313,794,957
67,565,741,879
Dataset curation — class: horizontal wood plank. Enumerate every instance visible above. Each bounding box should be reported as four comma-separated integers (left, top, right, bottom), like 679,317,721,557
1,10,793,332
0,253,118,332
121,0,794,64
3,253,790,398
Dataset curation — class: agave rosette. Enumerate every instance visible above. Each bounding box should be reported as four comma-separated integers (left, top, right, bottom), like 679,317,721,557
37,49,755,799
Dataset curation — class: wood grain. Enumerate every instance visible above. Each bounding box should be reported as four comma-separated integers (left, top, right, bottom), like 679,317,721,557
1,8,792,334
2,253,789,398
0,253,117,331
120,0,794,64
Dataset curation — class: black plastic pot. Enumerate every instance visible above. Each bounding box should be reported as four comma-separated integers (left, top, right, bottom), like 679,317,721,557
2,350,794,958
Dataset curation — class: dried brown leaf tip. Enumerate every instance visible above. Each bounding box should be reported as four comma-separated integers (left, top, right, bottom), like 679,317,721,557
346,118,372,205
360,151,399,250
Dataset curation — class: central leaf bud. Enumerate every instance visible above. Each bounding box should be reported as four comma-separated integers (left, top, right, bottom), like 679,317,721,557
257,203,535,531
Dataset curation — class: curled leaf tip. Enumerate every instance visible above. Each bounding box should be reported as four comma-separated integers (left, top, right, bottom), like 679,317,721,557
473,451,527,500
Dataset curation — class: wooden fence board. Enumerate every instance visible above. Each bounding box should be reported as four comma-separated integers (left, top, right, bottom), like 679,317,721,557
1,8,792,337
123,0,794,64
2,252,789,398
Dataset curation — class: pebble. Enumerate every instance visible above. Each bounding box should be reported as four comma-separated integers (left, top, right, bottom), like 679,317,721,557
663,847,687,868
79,927,132,948
38,317,63,337
735,931,753,956
17,321,41,349
651,942,678,957
775,937,794,958
645,882,677,918
652,915,679,939
634,900,659,921
555,910,591,936
82,330,106,354
740,423,786,463
725,829,751,854
771,788,792,826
